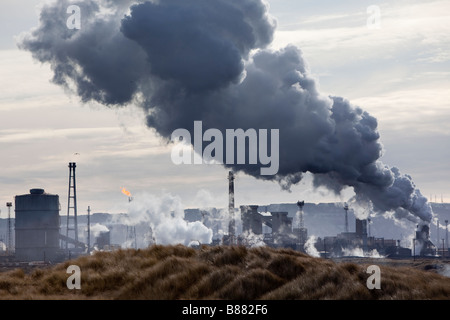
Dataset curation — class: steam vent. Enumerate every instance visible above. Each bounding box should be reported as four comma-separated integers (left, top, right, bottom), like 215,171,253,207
14,188,61,262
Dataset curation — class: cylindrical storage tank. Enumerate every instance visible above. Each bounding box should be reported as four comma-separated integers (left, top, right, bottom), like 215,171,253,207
15,188,61,262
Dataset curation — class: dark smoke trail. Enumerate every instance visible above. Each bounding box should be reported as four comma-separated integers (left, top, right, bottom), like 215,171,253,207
18,0,433,223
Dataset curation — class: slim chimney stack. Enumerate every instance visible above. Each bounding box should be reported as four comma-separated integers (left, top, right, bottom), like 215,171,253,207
228,171,235,244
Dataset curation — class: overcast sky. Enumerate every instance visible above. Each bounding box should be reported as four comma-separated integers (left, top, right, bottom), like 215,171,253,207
0,0,449,217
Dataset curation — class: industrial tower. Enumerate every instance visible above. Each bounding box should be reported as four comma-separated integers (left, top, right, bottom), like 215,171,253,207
344,203,349,233
66,162,79,249
296,201,305,229
295,200,307,247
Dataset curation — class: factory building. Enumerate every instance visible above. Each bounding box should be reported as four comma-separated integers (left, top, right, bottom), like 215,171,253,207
415,224,436,256
95,230,111,251
239,205,306,251
4,168,443,262
241,205,263,235
231,201,420,258
314,218,412,258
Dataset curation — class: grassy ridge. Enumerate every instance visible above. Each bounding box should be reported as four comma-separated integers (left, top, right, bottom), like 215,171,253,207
0,245,449,299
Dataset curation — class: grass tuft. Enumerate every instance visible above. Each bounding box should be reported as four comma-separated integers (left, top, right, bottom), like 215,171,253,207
0,245,448,299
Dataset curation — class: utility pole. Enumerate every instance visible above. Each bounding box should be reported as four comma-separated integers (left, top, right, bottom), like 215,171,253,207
6,202,12,254
87,206,91,254
228,171,235,245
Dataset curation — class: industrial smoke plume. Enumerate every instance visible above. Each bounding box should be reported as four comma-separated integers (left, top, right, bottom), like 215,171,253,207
19,0,433,224
121,191,213,245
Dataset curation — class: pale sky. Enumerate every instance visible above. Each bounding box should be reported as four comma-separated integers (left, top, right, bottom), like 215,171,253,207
0,0,449,217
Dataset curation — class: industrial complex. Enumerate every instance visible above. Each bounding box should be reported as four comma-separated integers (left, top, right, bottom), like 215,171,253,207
0,163,449,264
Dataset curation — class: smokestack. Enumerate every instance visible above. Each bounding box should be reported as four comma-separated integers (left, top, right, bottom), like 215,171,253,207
228,171,235,244
437,219,440,248
296,200,305,229
344,203,349,233
446,220,449,253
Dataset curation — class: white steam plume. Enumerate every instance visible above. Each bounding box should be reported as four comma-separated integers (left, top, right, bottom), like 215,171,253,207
125,192,213,246
304,236,320,257
90,223,109,238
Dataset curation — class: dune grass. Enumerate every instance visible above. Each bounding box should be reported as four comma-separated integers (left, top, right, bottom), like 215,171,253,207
0,245,448,300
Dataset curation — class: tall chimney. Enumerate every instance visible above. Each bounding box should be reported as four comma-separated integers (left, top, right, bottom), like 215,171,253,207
437,219,440,249
228,171,235,244
446,220,449,254
344,203,349,233
296,200,305,229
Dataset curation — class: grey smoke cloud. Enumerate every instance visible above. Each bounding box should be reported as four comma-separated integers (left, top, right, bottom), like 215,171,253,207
121,0,274,91
18,0,433,223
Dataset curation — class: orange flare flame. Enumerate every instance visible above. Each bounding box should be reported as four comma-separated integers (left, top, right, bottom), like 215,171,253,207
121,187,132,197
